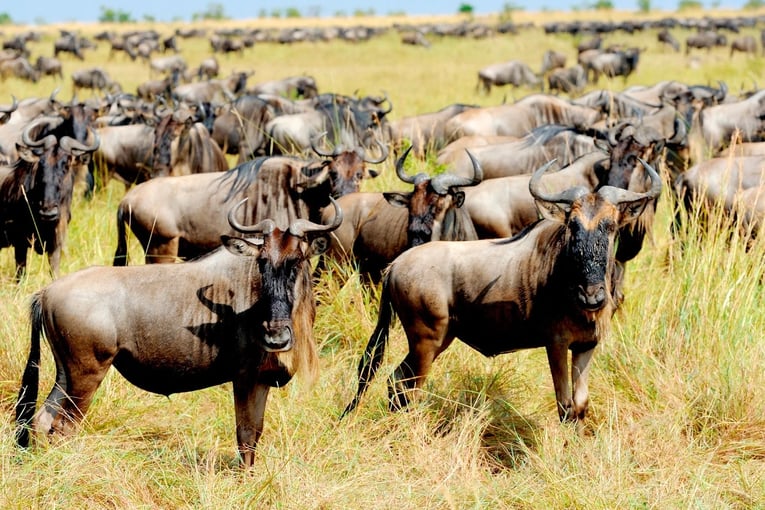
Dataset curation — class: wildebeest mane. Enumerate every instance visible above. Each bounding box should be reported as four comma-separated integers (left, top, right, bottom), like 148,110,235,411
216,156,301,201
493,217,546,245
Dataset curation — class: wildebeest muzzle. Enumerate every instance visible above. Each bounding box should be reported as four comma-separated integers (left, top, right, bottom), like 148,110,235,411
261,320,293,352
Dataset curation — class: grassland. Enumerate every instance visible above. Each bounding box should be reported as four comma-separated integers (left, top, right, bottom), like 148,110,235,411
0,10,764,509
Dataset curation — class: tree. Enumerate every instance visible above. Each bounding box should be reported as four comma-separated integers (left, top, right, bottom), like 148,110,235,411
500,2,524,21
743,0,764,8
99,6,134,23
191,2,228,21
677,0,703,9
0,12,11,24
458,3,474,15
637,0,651,12
591,0,614,9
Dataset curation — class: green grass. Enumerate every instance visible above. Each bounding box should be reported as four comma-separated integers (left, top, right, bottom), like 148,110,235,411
1,12,764,509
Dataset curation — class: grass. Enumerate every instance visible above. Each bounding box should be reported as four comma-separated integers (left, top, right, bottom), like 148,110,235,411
1,10,765,509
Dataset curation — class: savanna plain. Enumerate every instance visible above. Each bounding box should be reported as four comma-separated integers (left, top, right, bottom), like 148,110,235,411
0,8,764,509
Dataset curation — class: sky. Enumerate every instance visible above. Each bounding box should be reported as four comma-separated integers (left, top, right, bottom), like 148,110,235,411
4,0,746,25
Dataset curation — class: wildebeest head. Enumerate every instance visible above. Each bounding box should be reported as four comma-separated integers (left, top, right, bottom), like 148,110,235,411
530,158,661,312
385,146,482,247
224,197,342,351
308,131,388,197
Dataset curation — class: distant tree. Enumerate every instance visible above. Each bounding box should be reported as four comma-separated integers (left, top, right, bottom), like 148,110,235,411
142,14,155,22
677,0,703,9
458,3,475,15
99,6,134,23
0,12,11,24
258,9,267,18
285,7,301,17
192,2,228,21
743,0,763,8
353,8,375,16
637,0,651,12
500,2,523,21
270,9,281,18
592,0,614,9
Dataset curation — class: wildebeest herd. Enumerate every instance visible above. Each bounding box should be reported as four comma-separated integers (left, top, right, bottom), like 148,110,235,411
4,12,765,467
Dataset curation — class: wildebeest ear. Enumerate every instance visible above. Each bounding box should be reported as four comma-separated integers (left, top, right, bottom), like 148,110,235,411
452,191,465,208
15,143,39,163
618,198,652,224
221,235,263,256
309,235,330,255
383,191,411,208
534,200,570,222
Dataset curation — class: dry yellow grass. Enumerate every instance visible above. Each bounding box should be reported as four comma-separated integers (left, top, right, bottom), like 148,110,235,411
0,11,764,509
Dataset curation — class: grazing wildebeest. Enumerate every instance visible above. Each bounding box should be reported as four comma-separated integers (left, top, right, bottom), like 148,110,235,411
547,65,587,95
0,57,40,83
15,199,342,467
53,33,84,60
675,155,765,243
319,146,481,283
658,29,680,52
730,35,757,57
476,60,541,94
35,56,63,79
72,68,121,96
173,71,251,103
688,89,765,158
0,118,99,279
540,49,567,74
686,31,727,55
577,35,602,54
400,31,431,48
341,159,662,425
588,48,641,83
113,145,380,264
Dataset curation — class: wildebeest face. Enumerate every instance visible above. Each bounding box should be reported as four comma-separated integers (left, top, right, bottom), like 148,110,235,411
222,231,309,352
385,181,464,248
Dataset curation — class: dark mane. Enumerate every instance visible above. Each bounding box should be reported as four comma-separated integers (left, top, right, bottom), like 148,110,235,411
493,218,545,245
216,156,302,201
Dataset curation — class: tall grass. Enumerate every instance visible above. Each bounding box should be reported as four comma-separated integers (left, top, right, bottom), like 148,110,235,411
1,12,764,509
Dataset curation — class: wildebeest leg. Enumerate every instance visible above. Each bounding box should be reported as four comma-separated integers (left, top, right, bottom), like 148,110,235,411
48,352,114,437
388,318,454,411
47,245,61,278
13,243,27,281
546,342,574,422
233,381,270,467
571,346,595,424
34,354,69,437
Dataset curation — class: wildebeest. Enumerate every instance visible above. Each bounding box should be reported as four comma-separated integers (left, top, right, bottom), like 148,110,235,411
341,159,662,424
319,146,480,283
35,56,63,80
72,68,121,96
444,94,602,142
0,57,40,83
547,65,587,95
247,75,319,99
53,33,84,60
476,60,541,94
389,103,478,156
688,89,765,159
113,145,381,264
587,48,641,83
173,71,251,103
730,35,757,57
686,31,727,55
0,117,99,279
15,199,343,467
400,31,431,48
540,49,567,74
658,29,680,52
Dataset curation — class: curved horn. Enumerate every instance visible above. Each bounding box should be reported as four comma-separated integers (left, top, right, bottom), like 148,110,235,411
608,120,632,146
288,196,343,237
598,158,662,205
49,87,60,103
358,138,389,164
310,131,340,158
668,116,687,145
395,146,416,184
529,159,589,204
227,198,276,234
60,129,100,153
196,101,207,121
430,149,483,194
377,91,392,115
21,117,60,148
715,80,728,102
0,96,18,114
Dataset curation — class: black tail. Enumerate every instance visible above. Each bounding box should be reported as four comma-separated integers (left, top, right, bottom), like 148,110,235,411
341,274,395,418
113,204,129,266
15,294,44,447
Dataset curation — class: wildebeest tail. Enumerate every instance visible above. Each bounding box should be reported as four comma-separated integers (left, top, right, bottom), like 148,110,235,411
15,293,44,447
113,203,129,266
341,274,394,418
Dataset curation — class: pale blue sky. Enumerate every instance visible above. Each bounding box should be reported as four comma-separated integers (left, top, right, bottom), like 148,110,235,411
4,0,745,25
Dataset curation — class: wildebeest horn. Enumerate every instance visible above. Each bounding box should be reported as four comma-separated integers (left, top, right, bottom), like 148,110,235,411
310,131,341,157
608,120,632,146
668,116,687,145
0,95,18,114
395,146,425,184
430,149,483,194
715,81,728,102
60,129,100,153
598,158,662,205
288,196,343,237
357,138,389,164
21,117,63,148
49,87,60,103
377,91,392,115
529,159,589,204
227,198,276,235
